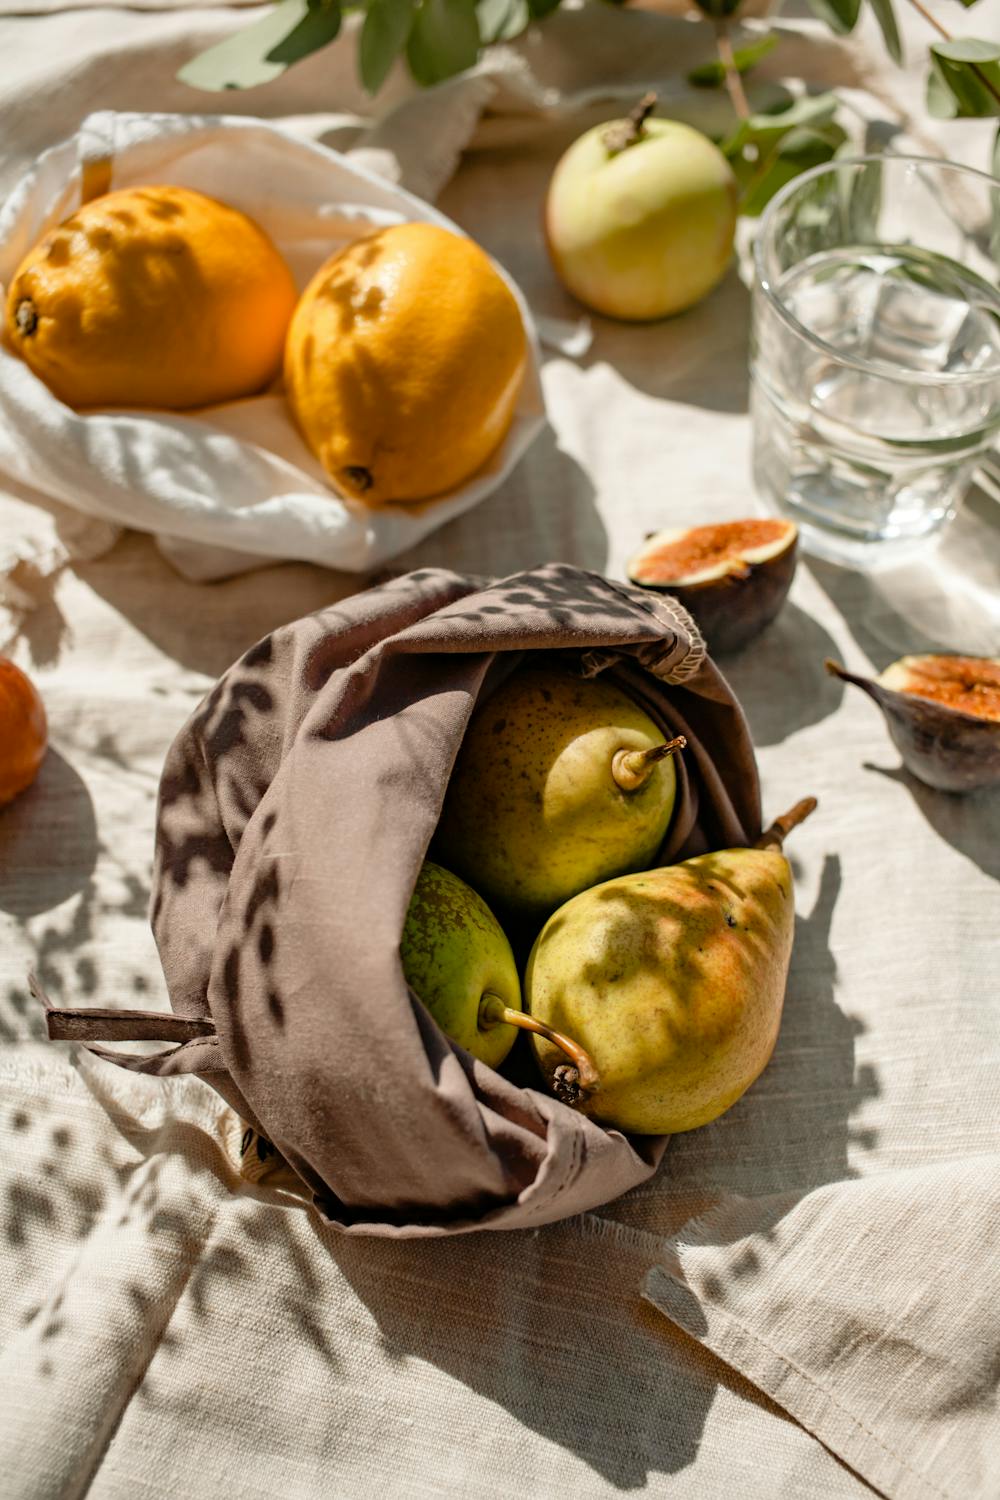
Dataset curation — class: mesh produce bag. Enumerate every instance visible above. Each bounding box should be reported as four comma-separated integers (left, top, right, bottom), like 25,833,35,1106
42,564,761,1236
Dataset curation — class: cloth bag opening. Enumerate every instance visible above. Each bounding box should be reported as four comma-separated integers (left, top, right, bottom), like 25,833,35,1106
43,563,762,1237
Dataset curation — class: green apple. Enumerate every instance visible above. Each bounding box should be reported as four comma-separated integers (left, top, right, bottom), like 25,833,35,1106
400,861,522,1069
545,112,738,321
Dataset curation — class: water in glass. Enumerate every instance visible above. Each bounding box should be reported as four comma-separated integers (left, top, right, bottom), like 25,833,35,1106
752,242,1000,560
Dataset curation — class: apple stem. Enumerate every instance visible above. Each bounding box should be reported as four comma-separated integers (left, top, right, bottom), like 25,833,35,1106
603,92,658,155
755,797,817,851
479,994,600,1096
612,736,686,793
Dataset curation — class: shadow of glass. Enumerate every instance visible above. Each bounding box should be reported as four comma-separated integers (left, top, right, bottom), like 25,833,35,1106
574,263,751,416
809,537,1000,667
0,748,98,917
863,762,999,882
719,600,844,747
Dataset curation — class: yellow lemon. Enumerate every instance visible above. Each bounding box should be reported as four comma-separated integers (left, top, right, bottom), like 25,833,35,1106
284,222,528,505
5,185,297,410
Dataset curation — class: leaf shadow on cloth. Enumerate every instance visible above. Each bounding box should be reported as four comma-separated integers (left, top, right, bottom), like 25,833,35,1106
303,1213,718,1488
75,532,353,679
0,748,98,918
717,600,844,747
1,566,72,669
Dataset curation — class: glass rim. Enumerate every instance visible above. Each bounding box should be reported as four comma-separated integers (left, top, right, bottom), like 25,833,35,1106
753,152,1000,389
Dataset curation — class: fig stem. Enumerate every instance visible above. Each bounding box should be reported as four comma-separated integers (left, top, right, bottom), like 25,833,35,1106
479,994,600,1093
825,658,882,703
603,92,658,155
612,735,686,792
755,797,817,851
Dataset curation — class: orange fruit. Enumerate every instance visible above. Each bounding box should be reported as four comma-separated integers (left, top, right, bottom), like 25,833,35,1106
284,222,527,505
5,185,297,410
0,658,47,806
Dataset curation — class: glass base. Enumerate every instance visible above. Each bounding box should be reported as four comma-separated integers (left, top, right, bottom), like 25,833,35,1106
776,509,947,570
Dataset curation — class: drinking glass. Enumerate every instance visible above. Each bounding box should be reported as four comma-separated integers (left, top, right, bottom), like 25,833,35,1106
751,155,1000,565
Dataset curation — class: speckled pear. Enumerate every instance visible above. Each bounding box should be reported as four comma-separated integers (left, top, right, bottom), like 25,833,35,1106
434,665,686,921
525,799,816,1132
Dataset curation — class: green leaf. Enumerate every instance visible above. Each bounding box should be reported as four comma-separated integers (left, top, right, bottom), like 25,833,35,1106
687,32,778,88
723,90,839,154
406,0,480,84
737,121,847,217
841,156,883,241
804,0,861,35
360,0,414,92
954,0,984,7
926,59,959,118
993,123,1000,176
933,37,1000,63
477,0,530,42
178,0,341,90
927,45,1000,118
526,0,561,17
866,0,901,66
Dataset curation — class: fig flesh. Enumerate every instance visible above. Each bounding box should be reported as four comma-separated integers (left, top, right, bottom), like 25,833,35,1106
826,655,1000,795
627,519,797,654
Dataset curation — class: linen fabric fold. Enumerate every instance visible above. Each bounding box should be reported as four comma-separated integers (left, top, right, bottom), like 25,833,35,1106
75,562,760,1236
644,1156,1000,1500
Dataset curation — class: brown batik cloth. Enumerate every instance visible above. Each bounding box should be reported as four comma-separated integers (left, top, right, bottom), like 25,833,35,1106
44,564,761,1236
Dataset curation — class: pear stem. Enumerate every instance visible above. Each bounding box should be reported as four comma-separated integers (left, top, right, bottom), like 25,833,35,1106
479,995,600,1095
755,797,818,852
603,92,658,155
612,736,687,793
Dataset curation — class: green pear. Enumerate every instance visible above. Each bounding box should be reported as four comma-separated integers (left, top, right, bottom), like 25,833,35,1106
524,799,817,1133
400,861,599,1077
434,665,685,920
400,862,521,1069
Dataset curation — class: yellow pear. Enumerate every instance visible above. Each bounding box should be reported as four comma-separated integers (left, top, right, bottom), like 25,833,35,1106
525,799,816,1133
433,664,685,921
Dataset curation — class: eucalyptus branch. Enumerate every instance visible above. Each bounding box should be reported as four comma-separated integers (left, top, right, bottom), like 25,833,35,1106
904,0,1000,110
715,20,751,121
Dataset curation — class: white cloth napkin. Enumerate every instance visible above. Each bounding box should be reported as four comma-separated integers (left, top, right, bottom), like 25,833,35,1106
0,110,546,581
645,1157,1000,1500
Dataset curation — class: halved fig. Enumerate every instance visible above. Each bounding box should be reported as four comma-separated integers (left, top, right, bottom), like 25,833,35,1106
826,655,1000,795
627,519,797,654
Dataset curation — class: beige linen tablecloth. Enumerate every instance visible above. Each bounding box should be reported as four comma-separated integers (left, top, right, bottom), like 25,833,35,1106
2,4,999,1497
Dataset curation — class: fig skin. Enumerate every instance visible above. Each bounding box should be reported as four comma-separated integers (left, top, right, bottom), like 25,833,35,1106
628,520,797,655
826,657,1000,795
